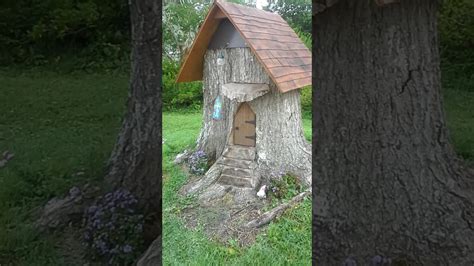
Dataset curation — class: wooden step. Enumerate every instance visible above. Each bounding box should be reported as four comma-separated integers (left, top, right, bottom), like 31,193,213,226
223,145,256,160
222,167,253,179
218,174,253,188
217,157,254,169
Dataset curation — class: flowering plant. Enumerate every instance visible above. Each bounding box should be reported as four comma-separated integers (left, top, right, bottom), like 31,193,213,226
83,188,144,265
188,149,208,175
269,171,301,200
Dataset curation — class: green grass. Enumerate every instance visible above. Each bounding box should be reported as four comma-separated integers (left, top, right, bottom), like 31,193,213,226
0,69,129,264
0,66,472,265
443,89,474,162
441,60,474,162
162,112,312,265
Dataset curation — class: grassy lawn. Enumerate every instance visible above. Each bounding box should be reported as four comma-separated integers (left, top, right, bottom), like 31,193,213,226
0,69,129,264
0,68,472,265
443,89,474,162
162,112,312,265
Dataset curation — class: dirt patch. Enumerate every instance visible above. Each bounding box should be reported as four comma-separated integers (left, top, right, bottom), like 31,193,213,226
55,226,88,265
175,161,308,247
180,194,267,246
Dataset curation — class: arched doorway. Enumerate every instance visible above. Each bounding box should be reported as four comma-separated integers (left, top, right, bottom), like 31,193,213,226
233,103,256,147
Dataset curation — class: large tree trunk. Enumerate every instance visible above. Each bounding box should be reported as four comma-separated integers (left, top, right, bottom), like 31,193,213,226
191,48,311,193
196,48,271,161
313,1,474,265
105,0,161,244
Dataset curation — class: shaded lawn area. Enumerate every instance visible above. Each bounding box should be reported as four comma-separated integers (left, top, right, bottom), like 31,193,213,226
0,69,129,264
443,89,474,162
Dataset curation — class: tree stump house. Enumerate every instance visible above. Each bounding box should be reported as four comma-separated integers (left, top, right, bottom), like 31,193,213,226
177,0,311,201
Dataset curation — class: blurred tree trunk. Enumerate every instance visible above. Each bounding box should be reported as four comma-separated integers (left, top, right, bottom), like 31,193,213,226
106,0,161,246
313,0,474,264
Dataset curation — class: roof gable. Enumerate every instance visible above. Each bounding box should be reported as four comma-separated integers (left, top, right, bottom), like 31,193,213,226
176,0,312,93
208,19,247,49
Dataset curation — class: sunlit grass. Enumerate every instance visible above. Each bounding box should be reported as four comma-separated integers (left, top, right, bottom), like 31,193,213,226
162,112,312,265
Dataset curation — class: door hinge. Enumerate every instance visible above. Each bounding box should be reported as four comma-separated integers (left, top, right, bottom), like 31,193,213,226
245,119,256,125
245,134,256,140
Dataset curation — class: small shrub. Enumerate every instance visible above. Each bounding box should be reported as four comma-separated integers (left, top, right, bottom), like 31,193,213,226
269,172,302,200
162,59,203,110
270,179,287,199
300,85,311,116
83,188,144,265
188,150,209,175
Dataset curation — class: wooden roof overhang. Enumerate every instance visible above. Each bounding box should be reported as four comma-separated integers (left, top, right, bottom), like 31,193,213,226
176,0,312,93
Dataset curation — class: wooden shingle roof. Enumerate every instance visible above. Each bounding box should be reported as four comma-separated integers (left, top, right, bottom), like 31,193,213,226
176,0,312,93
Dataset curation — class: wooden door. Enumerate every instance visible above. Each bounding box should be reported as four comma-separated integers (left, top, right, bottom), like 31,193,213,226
233,103,256,147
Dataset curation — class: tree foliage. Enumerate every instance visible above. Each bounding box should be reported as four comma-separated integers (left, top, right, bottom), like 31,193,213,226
439,0,474,53
0,0,130,65
163,59,203,110
163,1,210,62
438,0,474,94
0,0,471,64
0,0,471,107
265,0,311,34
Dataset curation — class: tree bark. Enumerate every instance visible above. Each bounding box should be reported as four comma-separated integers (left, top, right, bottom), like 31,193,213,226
313,1,474,265
194,48,311,186
105,0,161,244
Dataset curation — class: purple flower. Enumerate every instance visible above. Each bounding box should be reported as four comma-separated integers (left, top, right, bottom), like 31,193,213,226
83,188,143,262
92,219,102,229
110,247,119,254
94,239,109,255
88,205,98,214
122,244,133,253
189,150,208,175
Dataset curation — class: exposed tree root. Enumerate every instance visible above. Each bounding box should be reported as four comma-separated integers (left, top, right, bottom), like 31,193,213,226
246,189,311,228
0,150,14,168
36,184,100,231
136,235,161,266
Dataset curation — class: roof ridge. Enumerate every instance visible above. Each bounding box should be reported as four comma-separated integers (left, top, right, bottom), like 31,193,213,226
219,1,280,16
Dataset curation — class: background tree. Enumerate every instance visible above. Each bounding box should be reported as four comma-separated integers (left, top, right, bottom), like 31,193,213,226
265,0,311,34
163,1,210,62
313,0,474,264
0,0,130,66
105,0,162,245
162,0,210,110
